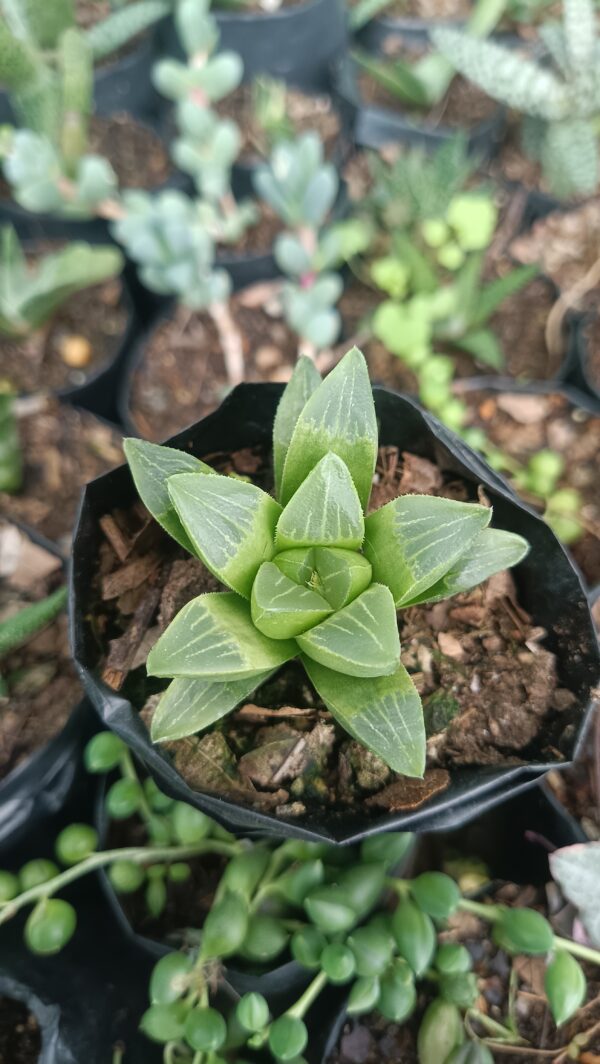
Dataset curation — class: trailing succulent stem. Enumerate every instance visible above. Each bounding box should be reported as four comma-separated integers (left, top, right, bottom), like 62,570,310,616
2,783,595,1063
432,0,600,197
123,346,529,776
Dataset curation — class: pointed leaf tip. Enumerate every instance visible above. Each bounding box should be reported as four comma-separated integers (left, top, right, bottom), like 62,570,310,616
276,452,365,551
273,356,322,500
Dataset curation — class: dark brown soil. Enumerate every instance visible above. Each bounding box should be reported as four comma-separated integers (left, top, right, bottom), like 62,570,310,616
218,200,283,255
216,84,341,161
0,272,126,396
0,997,41,1064
357,41,496,130
0,521,80,781
128,289,299,440
0,396,123,551
105,814,227,949
89,114,172,190
511,197,600,298
494,120,597,202
459,388,600,586
329,881,600,1064
90,445,569,818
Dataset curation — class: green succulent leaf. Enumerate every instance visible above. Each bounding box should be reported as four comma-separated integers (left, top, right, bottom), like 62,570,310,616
251,561,332,639
273,547,315,586
279,346,378,511
150,671,275,742
168,472,281,598
297,583,400,677
545,950,587,1026
147,592,297,680
363,494,491,607
302,658,425,776
313,546,373,610
392,899,437,976
123,439,214,554
417,998,464,1064
276,453,365,552
400,528,529,606
377,959,417,1023
410,872,461,919
273,355,322,499
493,907,555,955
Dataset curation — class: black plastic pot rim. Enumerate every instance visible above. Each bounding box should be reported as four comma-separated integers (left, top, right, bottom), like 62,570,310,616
70,381,600,843
571,311,600,407
215,0,335,25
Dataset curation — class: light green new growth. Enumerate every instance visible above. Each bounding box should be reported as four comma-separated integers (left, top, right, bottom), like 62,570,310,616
125,347,529,777
432,0,600,197
0,387,22,494
0,226,123,338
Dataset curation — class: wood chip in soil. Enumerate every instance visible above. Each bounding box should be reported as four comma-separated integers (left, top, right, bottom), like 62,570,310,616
215,84,341,162
0,998,41,1064
90,446,573,818
0,396,123,551
0,522,80,781
0,273,126,395
128,291,298,440
328,880,600,1063
459,388,600,586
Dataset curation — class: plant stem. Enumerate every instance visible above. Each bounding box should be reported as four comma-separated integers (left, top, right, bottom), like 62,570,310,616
0,841,240,925
458,898,600,967
286,970,329,1020
208,301,245,386
467,1008,524,1043
119,748,154,825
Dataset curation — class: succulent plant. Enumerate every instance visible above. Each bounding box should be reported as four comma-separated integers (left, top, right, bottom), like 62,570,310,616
0,386,22,494
123,346,528,775
432,0,600,197
0,226,123,338
254,133,371,357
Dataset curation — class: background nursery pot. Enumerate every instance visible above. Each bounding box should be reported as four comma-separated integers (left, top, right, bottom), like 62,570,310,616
310,782,588,1064
0,973,68,1064
161,0,347,91
70,382,600,843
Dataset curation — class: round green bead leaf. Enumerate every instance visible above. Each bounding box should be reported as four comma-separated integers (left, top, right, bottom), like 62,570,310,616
410,872,461,920
435,943,472,974
439,971,478,1008
320,943,356,984
19,860,59,891
392,900,436,976
348,924,394,978
55,824,98,866
109,860,146,894
184,1006,227,1052
268,1015,308,1062
304,885,357,934
347,975,381,1016
84,732,125,773
251,561,332,639
150,952,193,1004
25,899,76,956
545,950,586,1025
172,802,212,844
140,1001,188,1044
446,1043,495,1064
0,871,19,902
290,926,327,969
201,890,249,959
106,778,143,819
493,907,554,956
377,959,416,1023
240,914,288,963
236,992,270,1033
417,999,464,1064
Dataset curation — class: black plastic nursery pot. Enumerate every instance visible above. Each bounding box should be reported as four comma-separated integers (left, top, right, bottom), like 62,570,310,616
93,23,165,121
567,313,600,411
161,0,347,91
332,53,505,157
0,973,71,1064
71,380,600,843
309,781,589,1064
352,10,464,51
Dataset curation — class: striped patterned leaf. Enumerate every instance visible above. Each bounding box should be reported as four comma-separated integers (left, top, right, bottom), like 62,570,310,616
401,528,530,606
147,592,297,680
168,473,281,599
251,561,332,639
314,547,372,609
123,438,214,553
276,454,365,552
364,495,491,607
150,671,275,742
273,547,315,587
303,657,425,776
297,583,400,677
273,355,321,500
279,346,378,511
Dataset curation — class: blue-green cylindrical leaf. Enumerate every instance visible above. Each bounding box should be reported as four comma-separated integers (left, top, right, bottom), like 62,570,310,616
275,453,365,552
251,561,332,639
296,583,400,678
544,950,586,1025
147,592,297,681
168,471,281,598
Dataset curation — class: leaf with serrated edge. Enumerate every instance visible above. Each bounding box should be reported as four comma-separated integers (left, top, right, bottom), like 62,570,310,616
151,671,275,742
550,843,600,947
314,547,372,609
273,356,321,500
168,472,281,599
276,453,365,552
147,592,297,680
297,583,400,677
273,547,315,586
123,438,214,553
364,495,491,607
303,656,425,776
279,346,378,511
251,561,332,639
400,528,529,606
